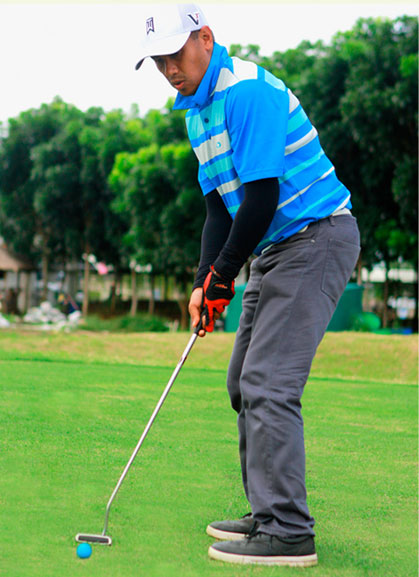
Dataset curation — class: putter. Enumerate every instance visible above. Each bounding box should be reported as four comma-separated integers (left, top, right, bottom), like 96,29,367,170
75,320,203,546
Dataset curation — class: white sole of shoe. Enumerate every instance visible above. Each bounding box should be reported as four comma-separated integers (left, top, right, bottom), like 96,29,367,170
208,545,318,567
206,525,248,541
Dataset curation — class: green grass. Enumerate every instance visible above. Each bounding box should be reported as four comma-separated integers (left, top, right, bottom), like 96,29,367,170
0,331,417,577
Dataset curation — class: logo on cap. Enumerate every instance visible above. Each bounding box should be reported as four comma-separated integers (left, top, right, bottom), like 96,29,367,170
188,12,200,26
146,17,155,35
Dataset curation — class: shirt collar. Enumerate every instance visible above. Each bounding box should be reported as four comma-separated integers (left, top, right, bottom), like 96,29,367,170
173,43,229,111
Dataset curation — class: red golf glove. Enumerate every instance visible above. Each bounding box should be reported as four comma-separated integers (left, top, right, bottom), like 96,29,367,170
202,266,235,332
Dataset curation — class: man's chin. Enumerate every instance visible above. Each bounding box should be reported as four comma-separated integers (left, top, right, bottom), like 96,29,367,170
176,84,197,97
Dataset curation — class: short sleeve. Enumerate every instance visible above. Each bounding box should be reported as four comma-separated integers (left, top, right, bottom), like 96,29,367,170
225,79,289,183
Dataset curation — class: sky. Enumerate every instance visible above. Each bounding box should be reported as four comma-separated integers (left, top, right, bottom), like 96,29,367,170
0,2,417,125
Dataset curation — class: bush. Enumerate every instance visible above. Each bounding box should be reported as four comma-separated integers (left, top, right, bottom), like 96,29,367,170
350,312,381,332
81,313,170,333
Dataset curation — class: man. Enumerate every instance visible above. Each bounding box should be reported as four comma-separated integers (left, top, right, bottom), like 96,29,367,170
135,4,361,567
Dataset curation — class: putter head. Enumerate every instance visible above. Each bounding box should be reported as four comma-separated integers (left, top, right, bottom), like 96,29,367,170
75,533,112,546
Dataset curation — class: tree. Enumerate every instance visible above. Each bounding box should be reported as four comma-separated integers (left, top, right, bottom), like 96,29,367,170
110,102,205,323
0,98,83,298
337,17,417,274
92,109,153,314
0,100,152,312
30,115,85,298
0,99,74,254
230,18,417,327
110,143,177,314
2,16,416,328
230,16,418,280
160,141,204,327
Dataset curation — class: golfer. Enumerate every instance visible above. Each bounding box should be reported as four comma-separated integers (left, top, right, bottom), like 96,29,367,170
135,4,360,567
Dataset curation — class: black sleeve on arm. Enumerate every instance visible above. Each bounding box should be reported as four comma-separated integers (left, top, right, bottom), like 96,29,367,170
192,189,232,290
213,177,279,282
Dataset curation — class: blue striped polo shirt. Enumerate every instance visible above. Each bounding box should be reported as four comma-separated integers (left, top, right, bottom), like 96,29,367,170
174,43,351,255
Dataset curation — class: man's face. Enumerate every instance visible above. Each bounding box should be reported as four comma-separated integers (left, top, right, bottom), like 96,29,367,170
152,27,213,96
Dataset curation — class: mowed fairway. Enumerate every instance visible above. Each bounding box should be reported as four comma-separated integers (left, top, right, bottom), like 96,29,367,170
0,331,417,577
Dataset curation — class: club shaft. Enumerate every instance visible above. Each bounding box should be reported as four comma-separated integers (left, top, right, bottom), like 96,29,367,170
102,331,199,536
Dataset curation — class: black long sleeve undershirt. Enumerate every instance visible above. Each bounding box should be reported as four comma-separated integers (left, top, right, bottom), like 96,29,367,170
192,189,232,290
193,177,279,289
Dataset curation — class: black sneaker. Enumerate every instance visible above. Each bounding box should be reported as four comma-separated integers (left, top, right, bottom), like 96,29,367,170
208,531,318,567
206,513,256,541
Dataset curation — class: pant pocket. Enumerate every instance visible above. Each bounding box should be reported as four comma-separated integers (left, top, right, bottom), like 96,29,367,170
321,238,361,305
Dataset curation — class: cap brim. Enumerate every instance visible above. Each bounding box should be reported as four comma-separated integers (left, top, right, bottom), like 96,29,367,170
135,31,191,71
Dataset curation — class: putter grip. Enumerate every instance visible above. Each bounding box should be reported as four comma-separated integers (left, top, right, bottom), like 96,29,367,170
194,315,205,334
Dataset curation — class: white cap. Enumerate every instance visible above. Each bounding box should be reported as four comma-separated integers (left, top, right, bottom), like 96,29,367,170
135,4,209,70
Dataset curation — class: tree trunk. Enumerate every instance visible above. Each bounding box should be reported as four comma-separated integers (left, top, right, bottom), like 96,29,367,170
41,252,49,302
23,271,31,313
110,279,117,316
176,278,189,330
67,262,79,300
163,274,169,301
382,267,390,328
356,255,363,285
82,256,90,317
148,275,155,315
413,279,418,333
130,268,138,317
178,297,189,330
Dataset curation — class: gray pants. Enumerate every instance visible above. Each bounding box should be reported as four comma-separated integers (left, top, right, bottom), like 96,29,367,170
227,215,361,537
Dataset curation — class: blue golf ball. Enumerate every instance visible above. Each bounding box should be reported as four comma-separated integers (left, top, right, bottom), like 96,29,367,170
77,543,92,559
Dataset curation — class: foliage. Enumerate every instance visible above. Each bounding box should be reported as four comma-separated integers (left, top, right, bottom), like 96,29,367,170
0,98,81,259
159,141,204,283
0,16,417,321
109,102,204,292
350,311,382,332
0,101,150,269
232,16,418,274
81,313,169,333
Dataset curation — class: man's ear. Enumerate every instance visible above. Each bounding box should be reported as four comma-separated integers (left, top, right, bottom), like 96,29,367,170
199,26,214,49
